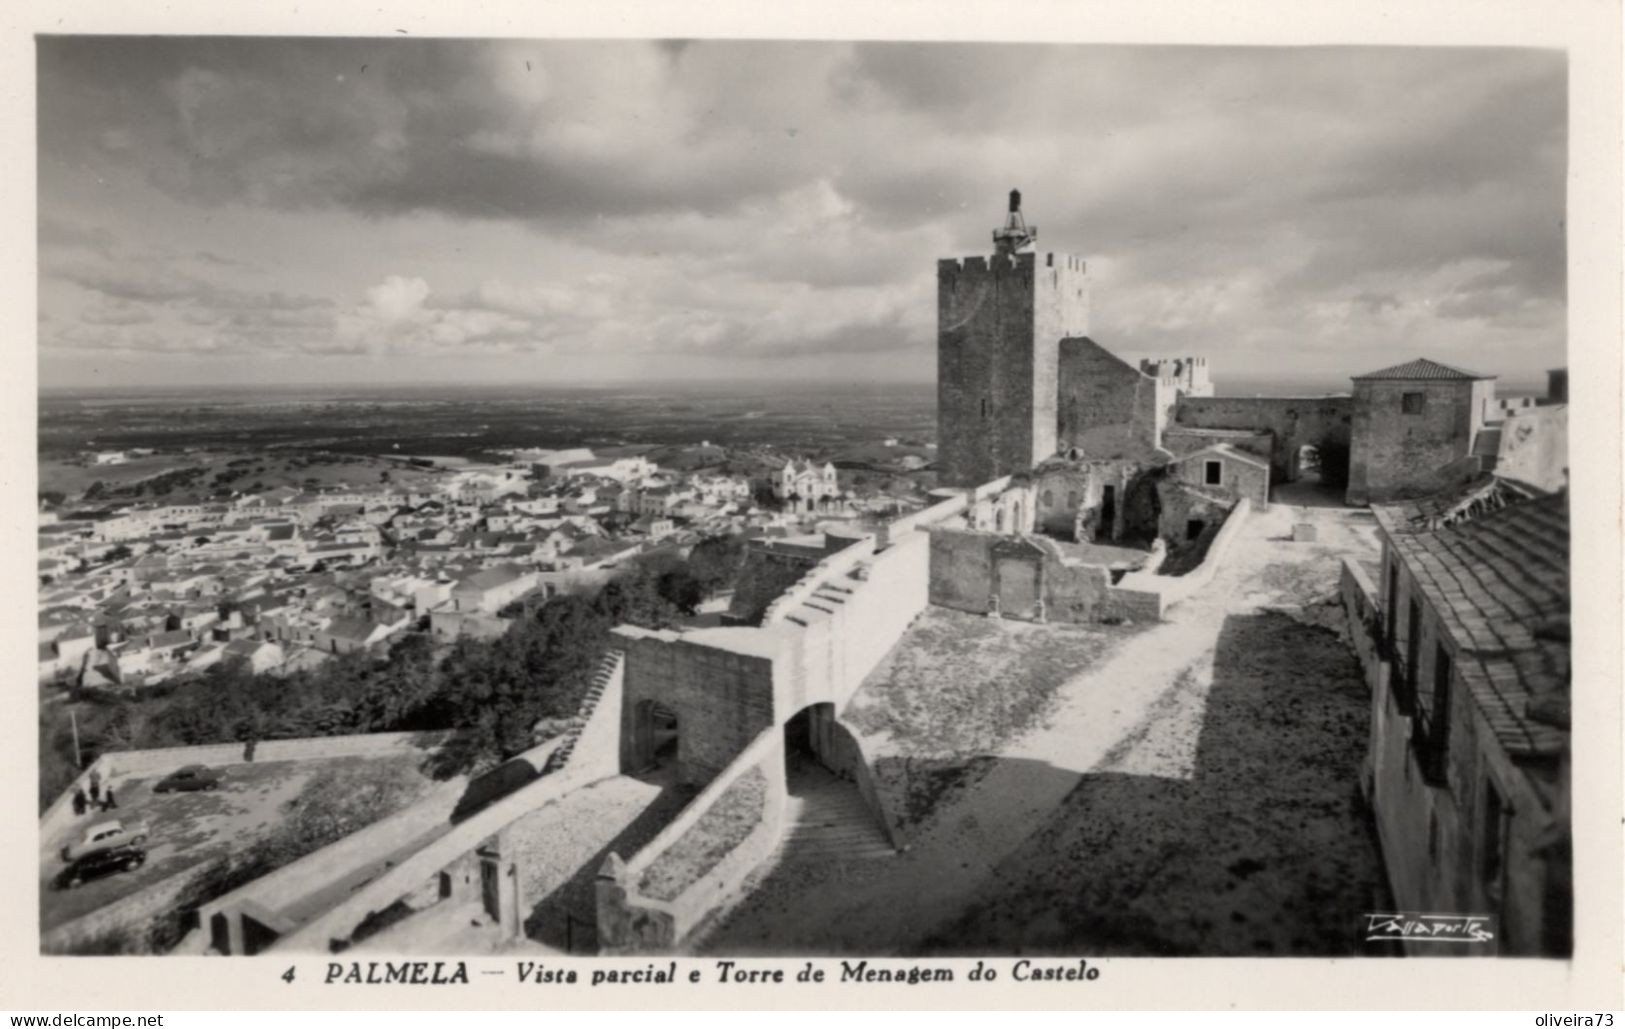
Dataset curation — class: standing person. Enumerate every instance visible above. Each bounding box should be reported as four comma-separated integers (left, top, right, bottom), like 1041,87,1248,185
102,785,117,811
88,779,100,808
72,788,87,816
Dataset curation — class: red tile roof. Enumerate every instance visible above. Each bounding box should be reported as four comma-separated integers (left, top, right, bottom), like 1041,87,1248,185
1352,357,1494,381
1374,489,1569,758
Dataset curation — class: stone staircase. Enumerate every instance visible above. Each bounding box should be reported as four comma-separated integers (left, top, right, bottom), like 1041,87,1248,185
782,576,859,629
777,764,896,863
542,649,624,775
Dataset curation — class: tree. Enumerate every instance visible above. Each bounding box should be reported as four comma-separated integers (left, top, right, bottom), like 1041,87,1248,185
687,534,746,594
656,567,705,615
729,553,809,626
592,565,683,630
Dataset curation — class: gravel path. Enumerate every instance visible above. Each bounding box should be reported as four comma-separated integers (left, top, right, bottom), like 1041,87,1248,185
697,496,1386,955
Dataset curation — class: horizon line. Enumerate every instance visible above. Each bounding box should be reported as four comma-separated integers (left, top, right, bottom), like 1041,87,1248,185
37,374,1553,394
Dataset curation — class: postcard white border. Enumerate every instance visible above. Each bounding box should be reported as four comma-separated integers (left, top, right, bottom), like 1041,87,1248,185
1,0,1618,1011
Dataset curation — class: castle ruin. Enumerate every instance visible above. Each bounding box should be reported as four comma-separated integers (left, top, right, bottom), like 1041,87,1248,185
180,190,1566,960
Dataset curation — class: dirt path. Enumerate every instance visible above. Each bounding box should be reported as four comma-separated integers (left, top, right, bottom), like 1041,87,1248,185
697,495,1384,955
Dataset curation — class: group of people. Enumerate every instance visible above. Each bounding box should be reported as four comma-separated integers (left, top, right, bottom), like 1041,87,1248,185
70,769,116,816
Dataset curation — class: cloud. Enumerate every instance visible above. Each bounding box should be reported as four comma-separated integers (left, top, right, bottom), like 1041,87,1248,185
39,217,116,253
79,301,155,327
35,39,1567,382
363,276,431,322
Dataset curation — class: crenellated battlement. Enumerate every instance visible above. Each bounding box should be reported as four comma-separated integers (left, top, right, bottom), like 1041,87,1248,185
938,251,1088,283
1139,356,1213,397
939,253,1020,279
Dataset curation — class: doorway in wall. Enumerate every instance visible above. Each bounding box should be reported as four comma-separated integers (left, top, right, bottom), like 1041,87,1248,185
995,555,1042,621
784,702,836,777
1099,485,1117,541
633,700,679,771
1295,444,1323,484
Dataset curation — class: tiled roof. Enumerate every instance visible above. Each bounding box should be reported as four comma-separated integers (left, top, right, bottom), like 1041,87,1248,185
1374,490,1569,759
459,564,525,591
568,537,637,559
1373,475,1539,532
1172,442,1270,470
323,616,378,641
1352,357,1494,381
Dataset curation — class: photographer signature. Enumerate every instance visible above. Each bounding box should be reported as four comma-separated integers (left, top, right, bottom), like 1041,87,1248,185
1364,912,1496,944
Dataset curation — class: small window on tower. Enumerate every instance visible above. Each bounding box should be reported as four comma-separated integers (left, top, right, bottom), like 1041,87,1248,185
980,398,989,419
1402,392,1426,414
1204,460,1223,486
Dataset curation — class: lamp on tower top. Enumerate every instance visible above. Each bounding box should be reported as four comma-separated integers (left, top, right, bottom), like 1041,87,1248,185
992,188,1038,255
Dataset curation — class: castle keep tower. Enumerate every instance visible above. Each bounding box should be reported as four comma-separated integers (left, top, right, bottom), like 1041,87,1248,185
937,190,1092,487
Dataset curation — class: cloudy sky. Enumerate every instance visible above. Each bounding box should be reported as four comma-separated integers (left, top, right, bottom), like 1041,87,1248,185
36,38,1566,391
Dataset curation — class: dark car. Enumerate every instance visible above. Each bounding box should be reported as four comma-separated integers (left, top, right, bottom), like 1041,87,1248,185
153,764,223,793
53,845,147,890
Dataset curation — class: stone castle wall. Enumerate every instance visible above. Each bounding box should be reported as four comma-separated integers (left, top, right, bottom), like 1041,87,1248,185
1057,338,1164,457
926,529,999,614
614,629,777,789
927,528,1164,624
1161,427,1273,466
1139,356,1213,397
1172,395,1353,483
1032,459,1151,542
1031,253,1092,465
599,727,790,954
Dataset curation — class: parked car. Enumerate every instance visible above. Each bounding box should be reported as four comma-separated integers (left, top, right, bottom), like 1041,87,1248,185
60,818,150,862
53,844,147,890
153,764,222,793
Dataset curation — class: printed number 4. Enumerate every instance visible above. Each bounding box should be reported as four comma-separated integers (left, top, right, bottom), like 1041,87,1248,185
283,966,296,983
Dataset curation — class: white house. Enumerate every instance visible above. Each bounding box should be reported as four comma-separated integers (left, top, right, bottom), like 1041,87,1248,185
450,564,538,614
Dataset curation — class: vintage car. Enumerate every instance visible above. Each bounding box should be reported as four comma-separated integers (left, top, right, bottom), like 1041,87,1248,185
53,844,147,890
60,818,150,862
153,764,223,793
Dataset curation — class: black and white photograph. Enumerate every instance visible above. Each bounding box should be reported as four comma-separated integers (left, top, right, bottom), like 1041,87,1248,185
8,0,1622,1014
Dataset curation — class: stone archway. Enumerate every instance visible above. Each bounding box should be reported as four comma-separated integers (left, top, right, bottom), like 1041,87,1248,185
784,702,838,776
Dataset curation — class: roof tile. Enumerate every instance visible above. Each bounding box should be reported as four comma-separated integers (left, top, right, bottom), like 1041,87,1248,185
1353,357,1495,381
